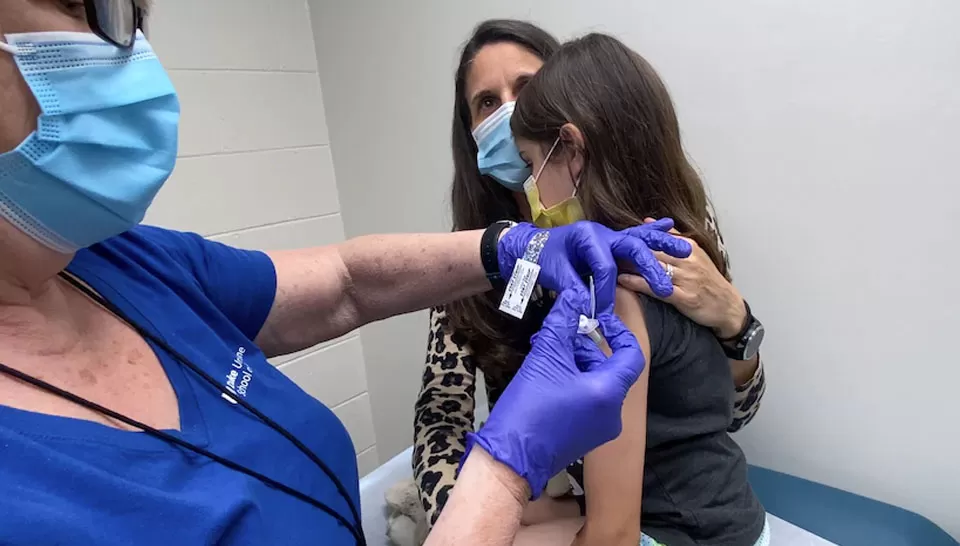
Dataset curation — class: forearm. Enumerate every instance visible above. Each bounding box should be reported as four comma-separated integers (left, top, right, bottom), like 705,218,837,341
258,230,489,356
414,309,478,526
425,445,530,546
339,231,489,324
414,402,473,527
729,358,766,432
729,354,760,387
414,430,465,527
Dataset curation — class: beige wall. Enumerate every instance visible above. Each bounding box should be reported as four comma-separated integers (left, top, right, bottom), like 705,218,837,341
310,0,960,537
144,0,378,477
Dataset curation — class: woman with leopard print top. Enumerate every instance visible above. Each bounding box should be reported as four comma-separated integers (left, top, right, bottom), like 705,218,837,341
413,19,767,530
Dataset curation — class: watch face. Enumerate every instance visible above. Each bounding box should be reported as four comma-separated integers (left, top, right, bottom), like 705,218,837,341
742,323,765,360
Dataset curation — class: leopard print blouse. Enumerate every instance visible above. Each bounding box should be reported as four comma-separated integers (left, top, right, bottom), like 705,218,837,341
412,211,767,527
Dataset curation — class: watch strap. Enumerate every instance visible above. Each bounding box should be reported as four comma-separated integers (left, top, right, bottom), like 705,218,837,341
481,221,515,292
722,339,746,360
721,301,762,360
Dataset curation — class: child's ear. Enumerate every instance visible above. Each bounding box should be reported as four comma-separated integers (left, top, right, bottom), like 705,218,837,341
559,123,586,181
559,123,585,152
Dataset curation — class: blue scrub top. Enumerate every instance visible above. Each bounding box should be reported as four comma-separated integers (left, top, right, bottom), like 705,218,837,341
0,226,360,545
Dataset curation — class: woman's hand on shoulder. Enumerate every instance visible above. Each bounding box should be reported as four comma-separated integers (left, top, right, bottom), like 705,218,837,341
617,220,746,339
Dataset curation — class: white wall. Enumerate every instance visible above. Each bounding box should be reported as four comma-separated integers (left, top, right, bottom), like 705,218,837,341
310,0,960,536
144,0,379,477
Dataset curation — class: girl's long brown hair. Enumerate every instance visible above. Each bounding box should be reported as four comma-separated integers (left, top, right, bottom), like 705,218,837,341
511,33,727,278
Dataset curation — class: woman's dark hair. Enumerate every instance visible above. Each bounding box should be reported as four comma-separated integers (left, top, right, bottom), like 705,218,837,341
512,33,727,277
445,20,560,382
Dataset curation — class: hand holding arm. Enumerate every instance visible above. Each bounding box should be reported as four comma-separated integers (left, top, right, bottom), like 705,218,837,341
616,224,746,339
617,219,763,407
497,220,690,315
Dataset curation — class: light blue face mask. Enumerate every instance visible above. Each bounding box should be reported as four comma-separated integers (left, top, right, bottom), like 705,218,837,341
472,101,531,192
0,31,180,253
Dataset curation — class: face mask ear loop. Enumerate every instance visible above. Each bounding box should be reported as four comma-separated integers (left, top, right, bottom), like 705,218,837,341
0,39,36,56
570,154,584,198
557,136,583,199
533,136,562,184
526,136,562,210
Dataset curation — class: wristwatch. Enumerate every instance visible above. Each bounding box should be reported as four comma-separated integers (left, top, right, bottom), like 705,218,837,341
719,301,764,361
480,220,517,292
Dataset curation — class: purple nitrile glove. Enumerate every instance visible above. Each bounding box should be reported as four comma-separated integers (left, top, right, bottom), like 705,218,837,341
464,290,645,498
497,219,691,316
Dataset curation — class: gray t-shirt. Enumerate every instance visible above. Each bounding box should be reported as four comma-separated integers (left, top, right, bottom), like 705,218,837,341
568,295,765,546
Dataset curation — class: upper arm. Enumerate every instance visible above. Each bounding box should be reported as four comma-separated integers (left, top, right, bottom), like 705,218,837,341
413,308,478,526
580,288,651,542
613,287,652,369
256,247,357,358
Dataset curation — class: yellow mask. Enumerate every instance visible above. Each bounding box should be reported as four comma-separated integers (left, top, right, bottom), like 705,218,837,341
524,177,585,228
523,137,586,228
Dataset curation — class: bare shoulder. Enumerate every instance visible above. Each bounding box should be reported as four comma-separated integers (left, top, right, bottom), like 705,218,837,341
614,286,644,317
613,287,651,358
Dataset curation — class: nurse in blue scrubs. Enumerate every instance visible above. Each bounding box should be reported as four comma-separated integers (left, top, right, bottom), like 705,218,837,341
0,2,690,545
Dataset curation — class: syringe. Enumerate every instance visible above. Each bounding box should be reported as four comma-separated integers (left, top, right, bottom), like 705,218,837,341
578,277,612,357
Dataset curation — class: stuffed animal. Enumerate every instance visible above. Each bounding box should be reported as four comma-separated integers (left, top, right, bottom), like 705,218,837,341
545,470,574,498
384,479,429,546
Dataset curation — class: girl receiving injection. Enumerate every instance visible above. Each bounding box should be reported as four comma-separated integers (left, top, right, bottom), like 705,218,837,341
510,33,768,546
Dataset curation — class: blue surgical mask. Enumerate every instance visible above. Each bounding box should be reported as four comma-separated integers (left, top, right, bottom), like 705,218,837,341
0,31,180,253
472,102,530,192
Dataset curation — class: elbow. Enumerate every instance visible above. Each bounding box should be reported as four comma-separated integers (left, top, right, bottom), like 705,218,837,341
336,251,366,328
321,247,369,335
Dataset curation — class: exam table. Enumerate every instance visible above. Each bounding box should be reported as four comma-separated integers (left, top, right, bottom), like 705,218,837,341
359,447,957,546
748,466,956,546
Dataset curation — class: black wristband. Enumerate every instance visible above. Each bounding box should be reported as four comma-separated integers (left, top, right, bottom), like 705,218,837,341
480,221,514,292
